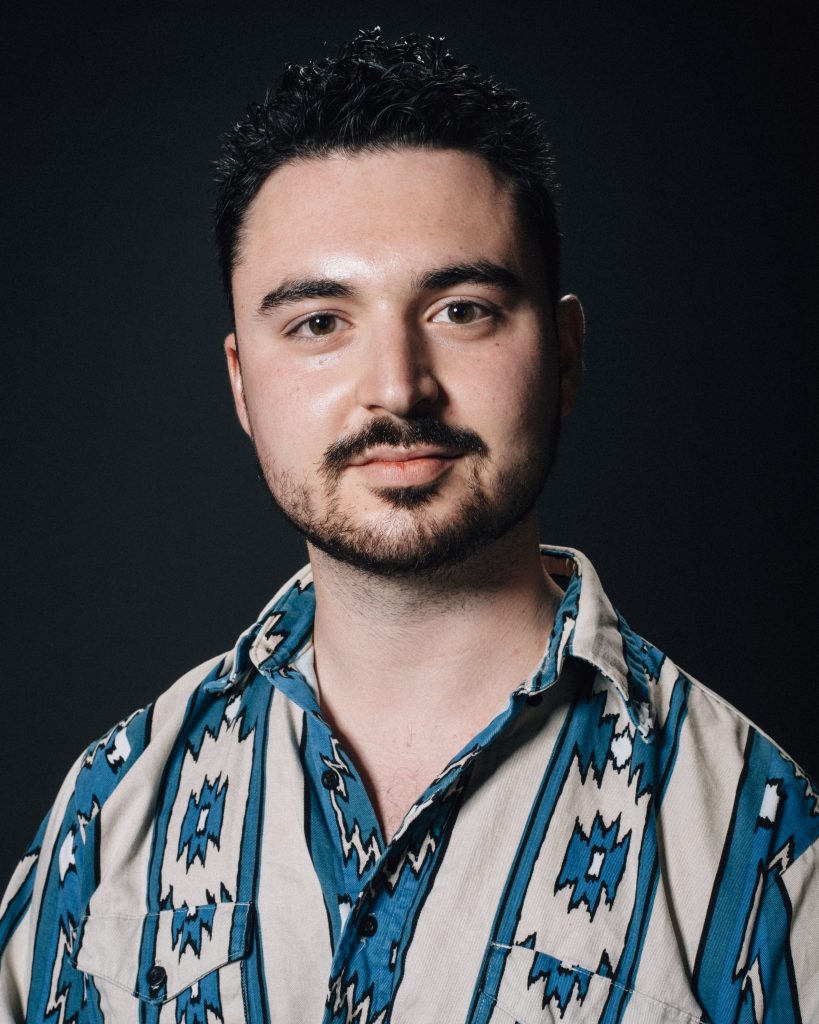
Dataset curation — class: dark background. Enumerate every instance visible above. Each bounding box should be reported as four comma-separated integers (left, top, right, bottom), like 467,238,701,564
1,1,816,885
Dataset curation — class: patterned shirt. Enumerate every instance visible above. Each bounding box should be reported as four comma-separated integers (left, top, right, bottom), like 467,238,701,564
1,546,817,1024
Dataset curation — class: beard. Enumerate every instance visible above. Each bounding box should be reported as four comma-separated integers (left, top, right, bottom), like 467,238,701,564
252,413,559,578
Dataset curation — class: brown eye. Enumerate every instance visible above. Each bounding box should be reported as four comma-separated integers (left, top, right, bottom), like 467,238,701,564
306,314,337,335
446,302,479,324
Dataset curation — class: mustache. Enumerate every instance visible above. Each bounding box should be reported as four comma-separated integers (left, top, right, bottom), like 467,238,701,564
321,416,488,478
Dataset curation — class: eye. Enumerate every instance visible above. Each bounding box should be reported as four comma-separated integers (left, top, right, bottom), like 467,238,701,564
287,313,342,338
432,301,493,326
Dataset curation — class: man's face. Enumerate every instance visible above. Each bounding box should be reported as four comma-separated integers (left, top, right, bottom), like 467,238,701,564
226,148,582,575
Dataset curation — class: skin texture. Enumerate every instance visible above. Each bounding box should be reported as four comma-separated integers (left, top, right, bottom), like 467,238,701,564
226,148,584,837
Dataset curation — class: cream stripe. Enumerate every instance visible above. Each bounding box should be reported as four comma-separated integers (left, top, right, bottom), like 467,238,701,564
255,692,331,1023
631,671,749,1014
91,655,225,908
391,675,575,1022
781,842,819,1018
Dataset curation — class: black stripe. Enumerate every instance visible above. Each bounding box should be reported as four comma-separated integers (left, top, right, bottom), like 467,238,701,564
143,700,155,746
92,811,101,892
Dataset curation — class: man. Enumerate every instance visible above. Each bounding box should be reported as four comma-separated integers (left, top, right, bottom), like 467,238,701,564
0,27,816,1024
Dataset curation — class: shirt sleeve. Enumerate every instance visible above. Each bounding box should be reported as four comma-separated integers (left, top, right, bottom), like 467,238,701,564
0,749,87,1024
0,816,48,1022
775,840,819,1020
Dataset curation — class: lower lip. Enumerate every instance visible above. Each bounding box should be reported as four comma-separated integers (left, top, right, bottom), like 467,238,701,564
352,456,458,486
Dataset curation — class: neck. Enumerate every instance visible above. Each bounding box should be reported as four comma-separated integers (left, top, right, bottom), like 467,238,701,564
308,514,563,720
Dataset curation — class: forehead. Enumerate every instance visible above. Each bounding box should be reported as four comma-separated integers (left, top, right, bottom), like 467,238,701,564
233,148,536,295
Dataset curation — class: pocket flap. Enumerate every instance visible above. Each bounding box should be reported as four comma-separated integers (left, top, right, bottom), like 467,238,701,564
73,902,252,1003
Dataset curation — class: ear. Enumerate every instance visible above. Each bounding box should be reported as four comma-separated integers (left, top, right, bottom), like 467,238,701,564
555,295,584,417
224,332,252,436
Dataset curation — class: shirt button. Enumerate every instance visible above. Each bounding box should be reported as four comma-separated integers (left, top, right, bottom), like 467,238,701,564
147,965,166,991
321,769,339,790
360,914,378,937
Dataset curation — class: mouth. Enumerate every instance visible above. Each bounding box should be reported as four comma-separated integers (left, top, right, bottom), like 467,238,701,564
349,446,462,465
347,447,462,486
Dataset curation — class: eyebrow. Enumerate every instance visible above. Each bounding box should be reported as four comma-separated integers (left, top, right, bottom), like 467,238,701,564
256,260,524,316
414,260,524,294
257,278,353,315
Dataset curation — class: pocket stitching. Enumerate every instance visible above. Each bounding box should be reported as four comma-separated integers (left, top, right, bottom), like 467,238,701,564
77,901,253,923
487,942,706,1023
73,903,252,1004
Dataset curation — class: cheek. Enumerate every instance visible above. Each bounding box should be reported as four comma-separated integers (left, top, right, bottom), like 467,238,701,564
241,363,350,462
478,347,557,439
242,369,301,454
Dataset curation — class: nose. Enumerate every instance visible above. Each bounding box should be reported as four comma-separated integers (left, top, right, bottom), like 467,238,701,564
354,317,441,417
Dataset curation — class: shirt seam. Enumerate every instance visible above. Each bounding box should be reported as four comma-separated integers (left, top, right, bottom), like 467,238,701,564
680,672,817,785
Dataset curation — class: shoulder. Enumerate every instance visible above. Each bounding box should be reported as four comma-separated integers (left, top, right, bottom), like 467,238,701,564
72,651,231,827
588,620,819,1015
668,669,819,1012
653,648,818,857
611,616,819,870
596,611,819,914
1,652,229,929
0,652,236,1015
66,652,229,814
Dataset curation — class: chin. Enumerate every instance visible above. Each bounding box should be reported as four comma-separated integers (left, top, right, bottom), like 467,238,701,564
304,492,532,578
368,482,441,510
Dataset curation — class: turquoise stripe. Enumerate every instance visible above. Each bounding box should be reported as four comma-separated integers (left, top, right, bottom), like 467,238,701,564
466,667,599,1023
0,862,36,956
0,812,49,957
693,730,802,1023
236,682,274,1024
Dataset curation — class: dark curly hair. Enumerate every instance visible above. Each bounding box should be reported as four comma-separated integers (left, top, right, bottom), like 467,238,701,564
214,28,561,311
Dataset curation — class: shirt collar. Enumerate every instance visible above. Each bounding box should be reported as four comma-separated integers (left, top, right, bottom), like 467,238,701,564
208,545,656,735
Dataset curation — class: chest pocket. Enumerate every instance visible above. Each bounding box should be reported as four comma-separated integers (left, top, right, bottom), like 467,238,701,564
479,942,704,1023
73,902,252,1022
